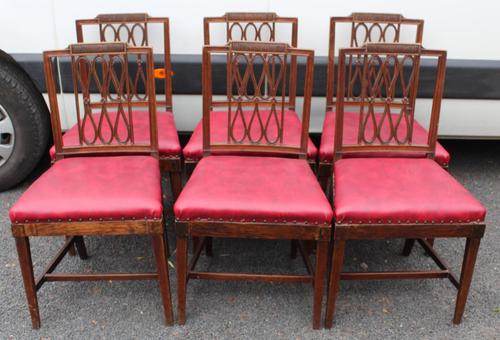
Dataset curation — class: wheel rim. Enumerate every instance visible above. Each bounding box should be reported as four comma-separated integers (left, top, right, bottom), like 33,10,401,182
0,104,15,167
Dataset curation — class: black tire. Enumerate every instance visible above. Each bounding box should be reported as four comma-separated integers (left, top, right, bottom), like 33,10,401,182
0,50,51,191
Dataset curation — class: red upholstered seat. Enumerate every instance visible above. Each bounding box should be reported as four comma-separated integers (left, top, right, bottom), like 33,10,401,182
9,156,162,223
334,158,486,224
183,110,318,161
319,111,450,166
174,156,333,225
49,111,181,159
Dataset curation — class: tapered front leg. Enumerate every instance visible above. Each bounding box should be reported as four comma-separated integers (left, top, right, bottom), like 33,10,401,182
324,239,346,329
312,239,328,329
15,236,41,329
152,234,174,326
453,237,481,324
176,234,188,325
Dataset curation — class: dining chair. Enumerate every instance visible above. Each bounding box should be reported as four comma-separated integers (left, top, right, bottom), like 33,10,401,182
48,13,182,201
324,42,486,328
183,12,318,174
174,41,333,329
317,13,450,195
10,42,174,328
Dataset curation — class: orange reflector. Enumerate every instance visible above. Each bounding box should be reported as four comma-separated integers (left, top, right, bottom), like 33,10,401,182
154,68,166,79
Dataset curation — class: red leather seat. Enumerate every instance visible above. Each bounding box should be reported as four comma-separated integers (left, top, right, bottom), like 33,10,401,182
174,156,333,225
9,156,162,223
334,158,486,224
319,111,450,166
49,111,181,159
183,111,318,161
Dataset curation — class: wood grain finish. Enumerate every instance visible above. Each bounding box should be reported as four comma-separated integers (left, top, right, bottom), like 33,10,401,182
324,43,485,328
75,14,182,202
202,43,314,159
14,43,174,329
177,40,328,329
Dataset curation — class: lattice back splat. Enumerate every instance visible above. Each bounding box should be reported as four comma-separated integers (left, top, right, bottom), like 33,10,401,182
202,42,314,158
76,14,173,111
326,13,424,111
43,43,158,158
334,43,446,160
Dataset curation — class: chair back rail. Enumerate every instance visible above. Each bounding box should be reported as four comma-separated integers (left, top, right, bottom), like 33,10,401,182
327,13,424,110
333,43,446,160
202,41,314,159
76,14,173,111
43,42,159,159
204,13,299,110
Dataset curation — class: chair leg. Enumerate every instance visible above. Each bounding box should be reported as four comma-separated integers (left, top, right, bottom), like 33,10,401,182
324,239,346,329
170,171,183,203
318,172,330,194
427,238,435,247
66,236,76,256
152,234,174,326
73,236,88,260
402,239,416,256
312,239,328,329
14,236,41,329
163,231,170,259
290,240,298,259
205,237,213,256
453,237,481,324
176,234,188,325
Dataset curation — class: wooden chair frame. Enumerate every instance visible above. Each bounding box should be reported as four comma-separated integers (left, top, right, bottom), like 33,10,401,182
76,13,182,200
318,13,426,193
175,42,331,329
12,43,173,328
324,43,485,328
184,12,304,173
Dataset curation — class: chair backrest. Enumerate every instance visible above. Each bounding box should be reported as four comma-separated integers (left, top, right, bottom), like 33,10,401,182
44,42,159,160
326,13,424,111
204,13,299,109
333,43,446,161
202,41,314,159
76,13,173,111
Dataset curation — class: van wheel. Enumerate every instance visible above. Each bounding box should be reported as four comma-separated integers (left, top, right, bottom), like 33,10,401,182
0,50,51,191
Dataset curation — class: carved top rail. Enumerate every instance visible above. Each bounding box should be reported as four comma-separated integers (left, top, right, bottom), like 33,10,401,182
326,13,424,110
202,41,314,159
203,12,297,45
43,42,159,159
76,13,172,111
333,43,446,160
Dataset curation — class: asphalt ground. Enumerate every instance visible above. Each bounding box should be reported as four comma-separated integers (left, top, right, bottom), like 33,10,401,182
0,140,499,339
